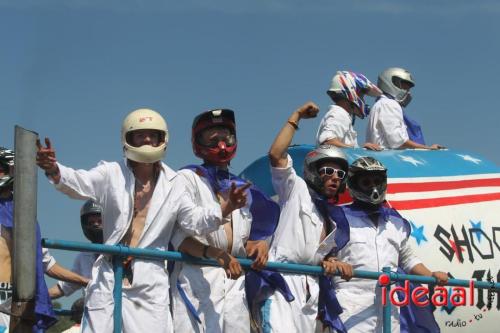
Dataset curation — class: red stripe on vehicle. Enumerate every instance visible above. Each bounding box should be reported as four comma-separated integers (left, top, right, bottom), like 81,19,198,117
389,192,500,210
387,178,500,193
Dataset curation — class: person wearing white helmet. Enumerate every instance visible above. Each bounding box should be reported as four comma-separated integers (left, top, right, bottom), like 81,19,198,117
366,67,445,150
331,156,448,333
316,71,383,150
265,102,354,332
169,109,279,333
36,108,247,333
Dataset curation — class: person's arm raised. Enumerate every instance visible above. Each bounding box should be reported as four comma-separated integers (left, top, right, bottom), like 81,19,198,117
268,102,320,168
36,137,60,183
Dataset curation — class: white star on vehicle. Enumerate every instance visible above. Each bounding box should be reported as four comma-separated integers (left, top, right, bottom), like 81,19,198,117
457,154,481,164
399,155,424,166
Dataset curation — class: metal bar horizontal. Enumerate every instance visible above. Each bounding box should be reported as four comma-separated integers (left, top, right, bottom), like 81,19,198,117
42,238,500,291
53,309,73,316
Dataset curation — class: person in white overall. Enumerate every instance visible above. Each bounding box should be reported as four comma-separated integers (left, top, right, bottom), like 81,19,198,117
366,67,444,150
316,71,382,151
170,109,278,333
36,108,249,333
49,200,103,300
266,102,353,333
333,156,448,333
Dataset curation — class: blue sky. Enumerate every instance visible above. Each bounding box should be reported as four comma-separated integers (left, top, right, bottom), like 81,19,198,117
1,1,499,306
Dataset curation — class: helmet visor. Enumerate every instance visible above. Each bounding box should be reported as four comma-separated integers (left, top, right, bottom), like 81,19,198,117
126,129,165,148
198,127,236,148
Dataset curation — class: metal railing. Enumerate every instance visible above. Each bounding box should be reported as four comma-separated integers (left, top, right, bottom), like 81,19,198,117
43,238,500,333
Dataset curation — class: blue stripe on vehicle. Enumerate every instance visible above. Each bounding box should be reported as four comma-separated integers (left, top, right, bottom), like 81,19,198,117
239,145,500,197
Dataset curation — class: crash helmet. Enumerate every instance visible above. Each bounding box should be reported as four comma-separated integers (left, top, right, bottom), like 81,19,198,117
121,108,168,163
0,147,15,189
303,145,349,195
377,67,415,107
192,109,237,165
80,200,103,243
347,156,387,205
327,71,382,118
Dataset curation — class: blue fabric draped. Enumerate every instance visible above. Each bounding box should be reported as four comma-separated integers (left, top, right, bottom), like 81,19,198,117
313,198,350,333
318,274,348,333
396,268,441,333
403,112,426,145
341,201,440,333
342,200,411,236
378,94,426,145
181,164,280,241
0,198,57,332
245,269,295,326
179,165,284,325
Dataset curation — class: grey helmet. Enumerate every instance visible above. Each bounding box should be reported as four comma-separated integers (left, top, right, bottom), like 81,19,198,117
347,156,387,205
0,147,15,189
80,200,103,243
377,67,415,107
303,145,349,196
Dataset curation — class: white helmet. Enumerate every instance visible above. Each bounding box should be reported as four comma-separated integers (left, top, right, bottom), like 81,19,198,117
327,71,382,118
303,145,349,196
377,67,415,107
121,108,168,163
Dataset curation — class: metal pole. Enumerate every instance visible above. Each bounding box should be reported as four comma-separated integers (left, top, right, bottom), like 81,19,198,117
113,255,123,333
10,126,38,332
382,267,392,333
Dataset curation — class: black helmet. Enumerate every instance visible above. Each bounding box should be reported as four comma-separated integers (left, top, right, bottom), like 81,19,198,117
347,156,387,205
0,147,15,189
80,200,103,243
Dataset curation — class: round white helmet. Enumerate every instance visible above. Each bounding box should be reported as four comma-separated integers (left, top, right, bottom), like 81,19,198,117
121,108,168,163
377,67,415,107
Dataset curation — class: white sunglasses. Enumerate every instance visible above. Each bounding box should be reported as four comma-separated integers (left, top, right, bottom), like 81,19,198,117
318,166,346,179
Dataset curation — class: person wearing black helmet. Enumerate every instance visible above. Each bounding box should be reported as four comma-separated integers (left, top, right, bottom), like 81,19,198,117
265,102,353,332
0,147,82,331
331,156,448,333
49,200,103,300
170,109,279,333
79,200,103,244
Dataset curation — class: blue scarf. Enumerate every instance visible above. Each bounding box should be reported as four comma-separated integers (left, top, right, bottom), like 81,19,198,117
396,268,441,333
403,112,426,145
378,94,426,145
312,198,350,333
182,164,280,240
341,201,440,333
180,165,289,325
0,198,57,332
